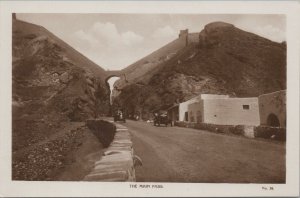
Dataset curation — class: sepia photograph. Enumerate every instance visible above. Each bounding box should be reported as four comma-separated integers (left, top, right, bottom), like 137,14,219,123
12,13,287,183
0,1,299,197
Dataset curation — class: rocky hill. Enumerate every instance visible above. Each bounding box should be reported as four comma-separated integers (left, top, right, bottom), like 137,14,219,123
114,30,199,90
12,19,110,152
114,22,286,119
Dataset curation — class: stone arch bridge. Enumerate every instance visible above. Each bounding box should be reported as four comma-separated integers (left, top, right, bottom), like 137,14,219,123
105,70,124,82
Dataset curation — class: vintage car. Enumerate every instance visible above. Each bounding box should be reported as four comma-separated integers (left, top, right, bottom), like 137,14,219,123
153,112,172,127
114,110,126,123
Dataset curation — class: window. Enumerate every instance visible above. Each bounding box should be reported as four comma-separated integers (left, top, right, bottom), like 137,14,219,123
243,105,250,110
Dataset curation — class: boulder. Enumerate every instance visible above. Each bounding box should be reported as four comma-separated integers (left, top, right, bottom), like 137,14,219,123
59,72,69,83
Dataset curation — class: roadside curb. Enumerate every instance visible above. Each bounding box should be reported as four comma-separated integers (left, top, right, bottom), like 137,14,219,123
83,120,137,182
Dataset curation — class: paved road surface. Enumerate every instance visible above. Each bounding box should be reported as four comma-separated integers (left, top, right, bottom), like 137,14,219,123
122,120,285,183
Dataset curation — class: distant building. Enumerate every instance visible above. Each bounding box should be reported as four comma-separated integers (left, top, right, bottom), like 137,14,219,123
168,91,286,127
188,97,260,126
258,90,286,127
167,94,229,122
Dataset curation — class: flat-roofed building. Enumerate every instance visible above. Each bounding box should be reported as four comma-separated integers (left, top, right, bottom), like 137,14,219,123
187,95,260,126
167,94,229,122
258,90,286,127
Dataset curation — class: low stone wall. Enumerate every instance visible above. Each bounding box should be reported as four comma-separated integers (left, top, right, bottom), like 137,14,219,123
86,119,116,148
175,121,286,141
84,119,138,182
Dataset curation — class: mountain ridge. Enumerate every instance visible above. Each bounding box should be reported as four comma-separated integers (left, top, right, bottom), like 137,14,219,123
114,22,286,119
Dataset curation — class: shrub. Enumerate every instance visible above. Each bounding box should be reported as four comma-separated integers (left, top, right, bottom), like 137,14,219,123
254,126,286,141
228,125,244,135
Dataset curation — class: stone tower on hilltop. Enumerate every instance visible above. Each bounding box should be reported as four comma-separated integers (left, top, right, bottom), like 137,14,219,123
178,29,199,47
179,29,189,46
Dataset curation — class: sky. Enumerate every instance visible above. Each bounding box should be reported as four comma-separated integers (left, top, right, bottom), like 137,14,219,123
17,14,285,70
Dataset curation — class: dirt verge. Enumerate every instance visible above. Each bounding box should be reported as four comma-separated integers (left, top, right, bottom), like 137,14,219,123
12,122,103,181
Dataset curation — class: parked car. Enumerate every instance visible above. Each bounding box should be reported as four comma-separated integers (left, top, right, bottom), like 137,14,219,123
114,110,126,123
153,112,172,127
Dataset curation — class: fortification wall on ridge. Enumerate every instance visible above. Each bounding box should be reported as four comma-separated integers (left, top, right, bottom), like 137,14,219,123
178,29,199,46
187,33,199,44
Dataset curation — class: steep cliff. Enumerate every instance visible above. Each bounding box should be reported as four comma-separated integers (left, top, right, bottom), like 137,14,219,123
115,22,286,119
12,19,110,151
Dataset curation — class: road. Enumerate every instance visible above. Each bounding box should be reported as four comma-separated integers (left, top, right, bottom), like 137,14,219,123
122,120,285,183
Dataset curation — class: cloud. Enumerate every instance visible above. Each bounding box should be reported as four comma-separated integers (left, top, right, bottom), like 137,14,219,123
121,31,144,46
233,23,286,43
77,22,144,47
73,30,98,45
70,22,145,69
89,22,120,46
152,26,177,39
149,26,178,50
254,25,285,42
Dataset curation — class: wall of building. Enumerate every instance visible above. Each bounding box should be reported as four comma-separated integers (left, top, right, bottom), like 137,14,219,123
202,98,260,126
167,105,179,122
179,96,202,121
179,94,230,122
258,90,286,127
188,101,204,123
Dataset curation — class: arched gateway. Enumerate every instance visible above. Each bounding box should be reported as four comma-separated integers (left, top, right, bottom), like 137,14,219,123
105,70,124,84
267,113,281,127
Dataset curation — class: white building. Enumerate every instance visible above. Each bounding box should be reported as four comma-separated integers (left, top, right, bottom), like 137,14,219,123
177,94,229,122
188,96,260,126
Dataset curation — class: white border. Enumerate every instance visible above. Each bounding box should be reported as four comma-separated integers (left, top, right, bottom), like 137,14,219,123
0,1,299,197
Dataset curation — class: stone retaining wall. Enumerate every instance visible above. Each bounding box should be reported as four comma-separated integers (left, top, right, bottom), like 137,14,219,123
86,119,116,148
85,119,137,181
175,121,286,141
